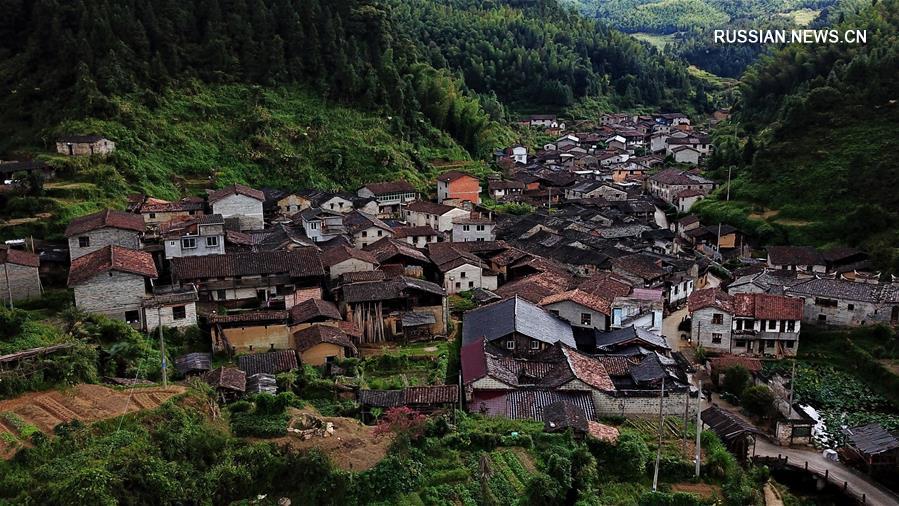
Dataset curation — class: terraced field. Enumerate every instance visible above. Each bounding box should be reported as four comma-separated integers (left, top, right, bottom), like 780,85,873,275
0,384,185,458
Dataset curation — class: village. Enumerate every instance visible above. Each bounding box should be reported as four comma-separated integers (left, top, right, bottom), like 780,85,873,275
2,112,899,504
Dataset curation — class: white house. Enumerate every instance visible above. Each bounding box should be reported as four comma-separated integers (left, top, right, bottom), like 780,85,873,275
299,208,346,243
343,210,394,248
162,214,226,259
208,184,265,231
404,200,470,232
451,216,496,242
671,146,701,164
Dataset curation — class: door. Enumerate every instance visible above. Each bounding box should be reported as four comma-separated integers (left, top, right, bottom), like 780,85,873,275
892,306,899,325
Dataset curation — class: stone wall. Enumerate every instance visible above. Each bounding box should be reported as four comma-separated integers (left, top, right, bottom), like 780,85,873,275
691,307,734,353
212,194,264,231
68,228,141,260
0,263,42,303
544,300,608,331
74,271,146,321
144,302,198,331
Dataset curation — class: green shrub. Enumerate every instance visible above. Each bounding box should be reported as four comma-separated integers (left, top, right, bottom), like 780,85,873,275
229,412,289,438
741,385,776,419
721,365,751,396
227,400,253,413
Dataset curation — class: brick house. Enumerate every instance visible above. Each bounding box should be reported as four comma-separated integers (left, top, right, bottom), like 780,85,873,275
436,170,481,204
142,285,199,331
65,209,145,260
648,169,716,206
208,184,265,231
784,278,899,327
0,247,42,304
688,288,803,357
136,197,205,226
68,245,158,325
55,135,115,156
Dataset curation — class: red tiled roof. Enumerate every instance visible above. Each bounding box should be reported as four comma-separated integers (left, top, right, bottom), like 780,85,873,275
207,184,265,203
321,245,378,267
0,247,39,268
64,209,145,237
362,180,415,195
539,289,613,315
688,288,733,313
208,310,289,324
577,272,633,299
293,325,356,353
587,421,620,442
392,225,438,238
67,245,158,286
562,346,615,392
436,170,477,183
709,355,763,374
405,200,456,216
289,298,341,323
238,350,299,376
733,292,803,320
204,367,246,392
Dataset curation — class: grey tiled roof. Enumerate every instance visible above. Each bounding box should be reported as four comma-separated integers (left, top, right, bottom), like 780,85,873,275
462,296,575,348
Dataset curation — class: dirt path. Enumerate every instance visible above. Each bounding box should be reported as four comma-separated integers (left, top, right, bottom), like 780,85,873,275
0,384,185,458
763,482,784,506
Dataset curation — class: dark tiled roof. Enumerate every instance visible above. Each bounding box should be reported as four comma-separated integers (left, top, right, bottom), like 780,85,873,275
613,254,667,281
501,390,597,422
462,296,575,348
204,367,246,392
539,289,613,315
845,423,899,455
139,197,205,213
58,134,107,143
342,276,444,303
364,238,430,264
362,180,415,195
358,385,459,407
0,247,39,268
0,160,49,174
343,210,392,235
436,170,476,183
392,226,438,238
238,350,299,376
543,400,589,433
207,184,265,203
339,270,387,284
488,180,526,191
595,326,669,352
246,373,278,395
171,249,324,280
289,298,341,323
174,352,212,376
405,200,457,216
767,246,824,266
208,310,289,324
65,209,145,237
321,245,378,267
68,245,158,286
293,325,356,353
709,355,762,374
786,278,899,304
701,406,761,442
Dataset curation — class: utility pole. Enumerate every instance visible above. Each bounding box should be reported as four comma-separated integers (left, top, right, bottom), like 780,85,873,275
694,379,703,478
4,262,12,309
158,307,167,388
652,376,666,491
788,359,797,409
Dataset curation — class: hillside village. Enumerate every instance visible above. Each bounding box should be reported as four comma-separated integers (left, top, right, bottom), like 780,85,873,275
2,110,899,503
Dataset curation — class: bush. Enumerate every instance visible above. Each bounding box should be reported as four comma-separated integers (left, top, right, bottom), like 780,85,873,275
721,366,751,397
229,412,289,438
741,385,776,419
227,400,253,414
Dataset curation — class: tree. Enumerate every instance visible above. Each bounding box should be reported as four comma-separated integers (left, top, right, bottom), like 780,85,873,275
721,365,751,397
741,385,776,419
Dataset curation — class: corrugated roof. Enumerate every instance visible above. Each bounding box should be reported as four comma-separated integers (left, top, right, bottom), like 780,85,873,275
845,423,899,455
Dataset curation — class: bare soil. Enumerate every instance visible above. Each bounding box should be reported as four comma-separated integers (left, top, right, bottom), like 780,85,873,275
670,482,721,499
0,384,186,458
269,406,392,472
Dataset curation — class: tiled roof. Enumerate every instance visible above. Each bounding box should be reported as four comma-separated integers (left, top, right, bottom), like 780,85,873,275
488,180,526,190
343,210,392,234
0,160,49,174
170,249,324,280
339,270,387,284
494,271,574,303
471,390,598,422
845,423,899,455
650,168,713,186
392,225,438,238
767,245,824,266
539,289,613,315
732,293,803,320
64,209,145,237
364,238,430,264
541,346,615,392
462,296,575,348
139,197,205,213
292,325,356,353
613,254,666,281
321,245,378,267
289,298,341,323
688,287,733,313
204,367,246,392
405,200,457,216
341,276,444,303
68,245,158,286
787,277,899,304
595,326,669,352
0,247,39,268
362,180,416,195
58,134,107,143
436,170,476,183
593,356,638,376
174,352,212,376
709,355,762,374
207,184,265,203
238,350,299,376
587,421,620,442
358,385,459,407
543,400,589,433
207,310,289,324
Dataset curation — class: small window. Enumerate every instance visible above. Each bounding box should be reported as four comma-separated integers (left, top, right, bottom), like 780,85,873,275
711,333,722,344
217,289,227,300
530,340,540,350
377,230,383,237
460,271,466,279
787,320,796,332
734,340,746,348
712,313,723,325
818,314,827,322
78,236,90,248
149,213,156,219
506,340,515,350
206,236,219,248
581,313,592,326
463,225,470,231
847,304,855,310
785,341,795,348
182,237,197,249
468,281,474,288
476,225,485,231
549,309,560,316
455,282,461,289
768,320,777,330
172,305,187,320
766,340,775,348
124,310,140,324
362,231,368,237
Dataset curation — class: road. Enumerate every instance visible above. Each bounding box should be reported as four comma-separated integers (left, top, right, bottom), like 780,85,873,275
662,306,690,353
753,438,899,506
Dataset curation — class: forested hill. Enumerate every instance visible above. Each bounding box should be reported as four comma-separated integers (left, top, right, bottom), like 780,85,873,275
699,0,899,271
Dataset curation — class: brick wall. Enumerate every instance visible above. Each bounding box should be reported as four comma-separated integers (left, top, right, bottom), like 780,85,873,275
68,228,141,260
0,263,42,303
212,194,264,231
73,271,147,321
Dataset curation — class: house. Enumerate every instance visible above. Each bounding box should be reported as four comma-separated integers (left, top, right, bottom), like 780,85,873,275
539,289,612,331
594,325,669,356
292,325,357,366
610,290,664,332
842,423,899,473
364,238,433,275
341,276,446,343
298,208,346,243
701,406,761,464
0,247,42,304
343,211,394,248
204,367,246,402
208,184,265,231
784,277,899,327
606,135,626,151
68,245,158,325
427,242,498,295
65,209,145,260
319,192,357,214
136,197,205,226
358,385,459,419
688,288,803,357
437,171,481,204
357,181,417,217
527,114,564,129
404,200,469,233
666,135,710,155
275,192,315,216
174,352,212,377
766,246,826,273
170,249,325,308
451,215,496,242
161,214,226,259
238,349,299,377
142,285,199,331
671,146,701,164
289,297,343,330
487,180,525,201
461,296,575,356
674,188,705,213
55,135,115,156
656,113,690,127
392,225,439,248
321,245,378,280
510,145,528,164
209,310,291,353
648,169,716,205
0,160,55,184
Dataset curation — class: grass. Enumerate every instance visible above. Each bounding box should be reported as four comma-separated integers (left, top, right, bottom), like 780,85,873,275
631,32,678,50
777,8,821,26
687,65,739,91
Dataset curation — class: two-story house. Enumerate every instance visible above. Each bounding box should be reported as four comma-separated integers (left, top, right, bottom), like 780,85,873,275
136,197,205,227
68,245,158,325
648,169,716,206
404,200,469,233
161,214,226,259
461,296,575,357
436,171,481,204
298,208,346,243
487,180,526,201
208,184,265,231
65,209,145,260
451,215,496,242
539,289,612,331
343,211,394,248
357,181,417,217
392,226,439,248
766,246,826,274
428,242,498,295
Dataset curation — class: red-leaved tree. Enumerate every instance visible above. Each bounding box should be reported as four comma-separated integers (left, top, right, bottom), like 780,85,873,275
373,406,427,441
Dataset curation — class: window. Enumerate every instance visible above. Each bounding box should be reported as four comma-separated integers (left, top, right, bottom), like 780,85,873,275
361,231,368,238
506,340,515,350
172,306,187,320
768,320,777,330
549,309,560,316
463,225,470,231
785,341,795,348
792,426,812,437
468,281,474,288
847,304,855,310
766,340,775,348
711,333,722,344
786,320,796,332
476,225,485,231
377,230,383,237
477,237,485,242
455,282,461,289
815,297,838,308
712,313,723,325
674,285,679,294
124,310,140,324
734,340,746,348
310,222,318,230
531,340,540,350
818,314,827,322
460,271,466,279
78,236,90,248
182,237,197,249
206,236,219,248
216,289,227,300
581,313,592,326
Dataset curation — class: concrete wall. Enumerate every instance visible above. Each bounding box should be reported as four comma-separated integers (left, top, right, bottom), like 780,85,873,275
691,307,734,353
444,264,497,294
452,223,496,242
144,302,198,331
164,233,225,259
73,271,147,321
792,295,893,327
329,258,375,280
593,389,695,418
212,194,264,230
0,263,42,303
353,226,392,248
68,228,141,260
543,300,608,331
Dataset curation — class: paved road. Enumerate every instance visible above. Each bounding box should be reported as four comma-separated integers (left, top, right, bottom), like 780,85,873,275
662,306,690,353
752,438,899,506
